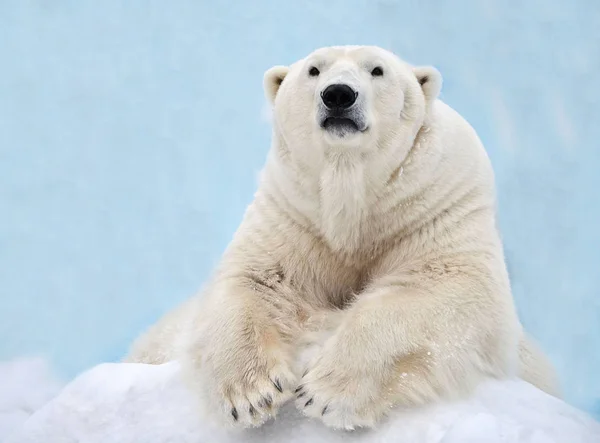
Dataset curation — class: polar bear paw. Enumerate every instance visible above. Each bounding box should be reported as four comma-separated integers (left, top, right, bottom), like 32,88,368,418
294,352,390,430
225,363,297,427
185,345,297,429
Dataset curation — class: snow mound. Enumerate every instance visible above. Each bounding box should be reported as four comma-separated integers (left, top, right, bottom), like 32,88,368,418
4,360,599,443
0,357,63,439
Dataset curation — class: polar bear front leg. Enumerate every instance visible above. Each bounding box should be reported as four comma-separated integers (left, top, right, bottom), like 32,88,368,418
295,263,518,430
181,278,298,429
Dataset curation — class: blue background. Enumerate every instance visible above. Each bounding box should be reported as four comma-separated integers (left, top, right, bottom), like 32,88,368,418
1,0,598,418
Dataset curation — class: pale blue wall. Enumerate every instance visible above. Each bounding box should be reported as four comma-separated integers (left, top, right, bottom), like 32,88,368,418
1,0,598,417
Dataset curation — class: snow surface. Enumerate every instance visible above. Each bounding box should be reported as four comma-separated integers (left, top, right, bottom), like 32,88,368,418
3,359,600,443
0,358,63,439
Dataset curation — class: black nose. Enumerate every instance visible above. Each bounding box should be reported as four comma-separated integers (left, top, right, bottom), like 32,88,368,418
321,84,357,110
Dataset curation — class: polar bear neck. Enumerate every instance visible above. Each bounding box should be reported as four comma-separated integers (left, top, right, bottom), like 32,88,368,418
263,121,442,256
260,100,496,265
315,125,438,254
318,151,370,253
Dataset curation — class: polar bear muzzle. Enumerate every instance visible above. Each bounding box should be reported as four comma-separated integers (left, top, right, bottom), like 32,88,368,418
318,83,367,137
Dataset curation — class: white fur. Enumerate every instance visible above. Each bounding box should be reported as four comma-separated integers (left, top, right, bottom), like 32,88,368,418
126,46,559,431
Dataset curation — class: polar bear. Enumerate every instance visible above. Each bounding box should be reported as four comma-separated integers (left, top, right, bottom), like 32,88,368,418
126,45,559,431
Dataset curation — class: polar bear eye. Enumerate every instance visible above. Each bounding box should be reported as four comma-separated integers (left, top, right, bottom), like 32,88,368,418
308,66,320,77
371,67,384,77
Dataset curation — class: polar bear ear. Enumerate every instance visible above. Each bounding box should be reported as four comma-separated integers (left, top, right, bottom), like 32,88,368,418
413,66,442,105
264,65,290,104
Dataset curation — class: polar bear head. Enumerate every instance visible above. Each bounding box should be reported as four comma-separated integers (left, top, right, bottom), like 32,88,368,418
264,46,442,159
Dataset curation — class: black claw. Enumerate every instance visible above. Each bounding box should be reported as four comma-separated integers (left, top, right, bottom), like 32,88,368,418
297,391,305,398
273,378,283,393
294,385,304,394
249,405,256,416
322,405,329,415
304,398,314,407
231,407,238,421
302,369,309,377
260,394,272,408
